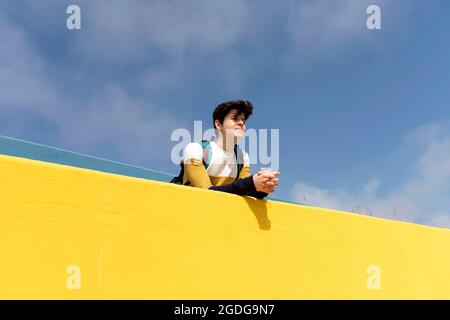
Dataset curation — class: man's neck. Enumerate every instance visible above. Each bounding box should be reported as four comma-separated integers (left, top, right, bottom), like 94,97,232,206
214,135,236,153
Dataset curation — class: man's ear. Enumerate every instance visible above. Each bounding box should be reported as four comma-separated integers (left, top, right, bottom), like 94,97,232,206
214,119,222,130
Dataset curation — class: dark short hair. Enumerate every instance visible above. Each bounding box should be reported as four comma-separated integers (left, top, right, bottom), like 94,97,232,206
212,100,254,129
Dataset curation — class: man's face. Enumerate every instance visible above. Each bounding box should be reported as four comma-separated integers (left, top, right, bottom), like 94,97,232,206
219,109,246,140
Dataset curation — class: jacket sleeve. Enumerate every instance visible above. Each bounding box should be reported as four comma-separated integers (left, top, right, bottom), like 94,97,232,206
183,143,213,189
209,175,257,196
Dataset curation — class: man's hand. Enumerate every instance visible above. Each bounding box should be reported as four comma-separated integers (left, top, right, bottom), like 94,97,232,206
253,168,280,194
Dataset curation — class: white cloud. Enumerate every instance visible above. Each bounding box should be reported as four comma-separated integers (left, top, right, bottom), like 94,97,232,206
284,0,417,53
404,122,445,147
291,122,450,228
61,85,179,164
0,2,253,166
73,0,251,62
287,0,368,49
432,214,450,229
1,0,423,99
0,14,61,116
0,13,180,166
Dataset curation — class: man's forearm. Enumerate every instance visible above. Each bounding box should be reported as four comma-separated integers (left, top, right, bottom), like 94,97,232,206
209,175,266,198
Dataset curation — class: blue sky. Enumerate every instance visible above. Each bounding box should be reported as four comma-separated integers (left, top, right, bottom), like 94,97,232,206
1,0,450,228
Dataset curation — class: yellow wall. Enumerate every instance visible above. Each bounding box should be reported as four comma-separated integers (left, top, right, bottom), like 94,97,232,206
1,154,450,299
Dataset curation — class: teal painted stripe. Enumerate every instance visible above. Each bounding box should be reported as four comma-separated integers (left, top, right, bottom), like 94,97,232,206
0,135,174,182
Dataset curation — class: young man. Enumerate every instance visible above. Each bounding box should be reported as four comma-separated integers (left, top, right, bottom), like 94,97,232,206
182,100,279,199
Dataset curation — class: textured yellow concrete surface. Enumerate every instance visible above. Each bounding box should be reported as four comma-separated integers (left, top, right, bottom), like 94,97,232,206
1,154,450,299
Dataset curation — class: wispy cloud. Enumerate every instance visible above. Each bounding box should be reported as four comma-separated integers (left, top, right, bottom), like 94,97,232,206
61,84,179,164
291,121,450,228
73,0,252,63
283,0,423,56
0,12,180,166
286,0,376,49
0,13,60,116
432,214,450,229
